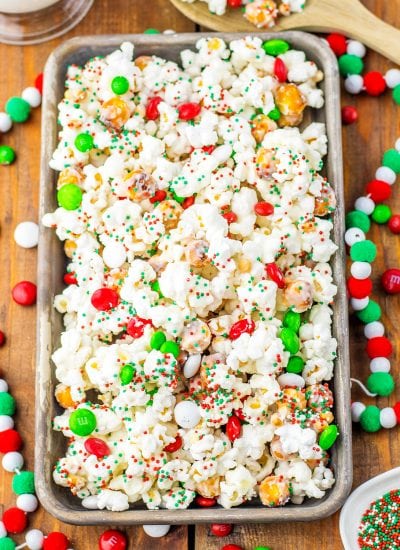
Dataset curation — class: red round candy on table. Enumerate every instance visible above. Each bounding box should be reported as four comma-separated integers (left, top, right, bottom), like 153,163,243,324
221,545,244,550
363,71,386,96
326,33,347,56
202,145,216,154
178,102,201,121
84,437,111,458
265,262,285,289
393,402,400,424
146,96,163,120
195,495,217,507
149,190,167,204
341,106,358,125
183,196,195,209
0,429,22,453
381,269,400,294
227,0,242,7
229,318,255,340
34,72,43,94
0,330,5,347
366,336,393,359
12,281,37,306
3,507,27,534
222,211,237,224
163,435,182,453
210,524,233,537
226,415,242,442
99,530,127,550
347,276,372,299
91,288,119,311
274,57,288,83
388,215,400,234
126,316,152,338
365,179,391,203
43,532,69,550
64,272,77,285
254,201,274,216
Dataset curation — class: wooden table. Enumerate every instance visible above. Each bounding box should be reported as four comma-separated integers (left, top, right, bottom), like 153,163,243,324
0,1,398,548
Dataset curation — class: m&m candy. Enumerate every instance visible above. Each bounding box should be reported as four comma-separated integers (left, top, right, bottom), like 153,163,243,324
12,281,37,306
69,408,97,436
99,530,127,550
57,183,83,210
381,268,400,294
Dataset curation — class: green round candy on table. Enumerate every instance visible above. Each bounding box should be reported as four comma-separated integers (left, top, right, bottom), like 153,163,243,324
267,107,280,121
279,327,300,354
371,204,391,224
119,363,135,385
359,405,381,432
393,84,400,105
0,392,16,415
0,538,16,550
262,39,290,56
286,355,305,374
283,310,301,333
74,133,94,153
160,340,180,358
254,547,272,550
382,148,400,174
12,470,35,495
366,372,395,396
57,183,83,210
0,145,16,165
338,54,364,76
150,330,166,350
349,240,377,263
111,76,129,95
318,424,339,450
345,210,371,233
144,28,160,34
356,299,381,324
69,408,96,436
5,96,30,122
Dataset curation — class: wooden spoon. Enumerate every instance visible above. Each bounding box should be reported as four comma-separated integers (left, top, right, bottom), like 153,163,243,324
169,0,400,63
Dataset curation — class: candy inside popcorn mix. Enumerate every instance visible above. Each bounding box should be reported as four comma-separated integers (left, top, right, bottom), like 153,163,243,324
44,37,337,512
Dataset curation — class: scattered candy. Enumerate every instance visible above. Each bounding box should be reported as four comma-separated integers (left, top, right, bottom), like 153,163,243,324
99,529,127,549
174,400,201,429
11,281,36,306
91,288,119,311
142,525,170,538
57,183,83,210
210,524,233,537
382,268,400,294
341,105,358,124
0,145,15,165
84,437,110,459
111,76,129,95
68,408,97,436
226,415,241,442
13,221,39,249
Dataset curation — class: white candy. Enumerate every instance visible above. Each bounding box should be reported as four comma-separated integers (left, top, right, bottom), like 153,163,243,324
0,112,12,133
354,196,375,215
370,357,391,373
396,138,400,152
344,74,364,94
82,495,99,509
183,354,202,378
351,261,372,280
384,68,400,89
346,40,366,58
351,401,366,422
344,227,365,246
277,373,305,388
21,87,42,108
17,494,39,512
375,166,396,185
174,400,201,429
102,242,126,269
0,520,6,539
2,451,24,472
380,407,397,429
0,379,8,392
351,297,369,311
25,528,44,550
14,221,39,248
364,321,384,339
143,524,171,538
163,29,176,35
0,415,14,432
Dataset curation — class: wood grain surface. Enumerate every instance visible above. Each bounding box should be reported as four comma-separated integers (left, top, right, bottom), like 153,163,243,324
0,1,398,549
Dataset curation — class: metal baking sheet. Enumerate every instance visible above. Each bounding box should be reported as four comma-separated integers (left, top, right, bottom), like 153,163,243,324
36,31,352,525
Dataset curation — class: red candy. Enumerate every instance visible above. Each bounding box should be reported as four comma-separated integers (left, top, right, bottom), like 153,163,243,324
99,530,127,550
265,262,285,289
234,407,246,421
91,288,119,311
178,102,201,120
3,507,27,534
195,495,217,507
163,435,182,453
229,318,255,340
388,215,400,234
227,0,242,6
363,71,387,96
202,145,216,154
393,402,400,424
183,196,195,209
366,336,393,359
149,190,167,203
146,96,163,120
34,73,43,94
341,106,358,125
0,429,22,453
274,57,288,83
222,211,237,224
347,276,372,299
43,532,69,550
381,269,400,294
84,437,111,458
12,281,37,306
210,524,233,537
126,316,152,338
222,546,244,550
326,33,347,56
64,272,77,285
254,201,274,216
0,331,5,347
226,415,241,442
365,179,391,203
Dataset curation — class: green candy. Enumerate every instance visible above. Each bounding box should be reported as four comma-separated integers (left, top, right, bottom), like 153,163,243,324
360,405,381,433
150,330,166,350
5,96,30,122
279,327,300,354
318,424,339,450
338,54,364,76
0,145,16,165
171,190,185,204
382,148,400,174
267,107,280,121
151,280,164,297
0,392,16,415
74,133,94,152
371,204,391,224
0,538,16,550
286,355,304,374
366,372,394,396
262,39,290,56
356,300,381,324
345,210,371,233
144,28,160,34
254,547,272,550
160,340,180,358
12,471,35,495
57,183,83,210
350,240,377,263
393,84,400,106
69,408,96,436
119,363,135,385
283,310,301,333
111,76,130,95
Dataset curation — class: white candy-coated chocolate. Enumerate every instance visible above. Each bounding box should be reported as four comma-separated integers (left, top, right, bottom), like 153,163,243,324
102,242,126,268
174,400,201,429
143,524,171,538
183,354,202,378
14,221,39,248
277,373,305,388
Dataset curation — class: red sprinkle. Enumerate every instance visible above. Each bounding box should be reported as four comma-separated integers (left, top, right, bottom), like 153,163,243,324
178,102,201,121
265,262,285,289
163,435,182,453
254,201,274,216
91,288,119,311
0,429,23,453
3,507,27,534
64,272,77,285
366,336,393,359
274,57,288,83
195,495,217,507
182,196,195,209
149,190,167,203
341,105,358,125
12,281,37,306
84,437,110,459
210,524,233,537
43,532,69,550
229,318,255,340
223,211,237,224
326,33,347,56
381,269,400,294
226,415,242,442
347,276,372,299
126,316,152,338
388,214,400,234
363,71,387,96
98,530,127,550
146,96,163,120
365,179,391,203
